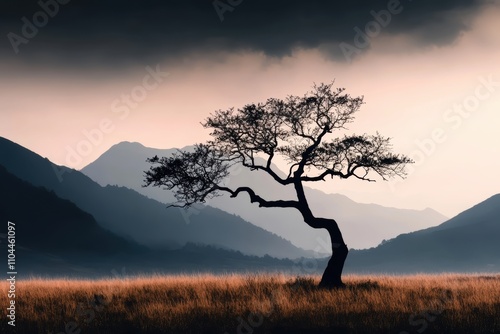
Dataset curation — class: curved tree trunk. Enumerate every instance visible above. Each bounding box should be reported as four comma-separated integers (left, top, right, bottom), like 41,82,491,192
309,218,348,288
294,176,349,288
319,239,348,288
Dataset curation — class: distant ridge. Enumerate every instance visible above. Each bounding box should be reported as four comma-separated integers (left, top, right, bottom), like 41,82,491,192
0,164,301,277
0,136,312,259
82,141,448,250
346,193,500,273
0,164,141,254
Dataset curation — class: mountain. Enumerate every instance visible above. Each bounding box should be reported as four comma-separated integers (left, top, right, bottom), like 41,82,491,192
0,164,302,277
421,193,500,233
0,164,147,276
2,135,496,275
0,137,311,259
81,141,447,250
346,194,500,273
0,164,143,254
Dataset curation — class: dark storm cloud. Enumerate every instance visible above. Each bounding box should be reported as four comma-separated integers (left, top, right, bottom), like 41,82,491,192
0,0,487,68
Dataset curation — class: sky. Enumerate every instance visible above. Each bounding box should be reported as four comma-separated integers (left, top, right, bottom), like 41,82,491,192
1,0,499,218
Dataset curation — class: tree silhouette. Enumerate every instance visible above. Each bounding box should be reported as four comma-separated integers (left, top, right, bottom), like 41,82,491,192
144,82,412,288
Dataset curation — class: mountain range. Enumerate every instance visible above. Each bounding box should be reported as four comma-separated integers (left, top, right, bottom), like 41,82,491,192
1,136,498,276
81,141,447,250
0,153,300,278
346,193,500,273
0,137,311,259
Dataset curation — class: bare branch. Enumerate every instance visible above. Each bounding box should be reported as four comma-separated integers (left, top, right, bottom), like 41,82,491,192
143,82,412,216
215,186,299,209
143,144,229,206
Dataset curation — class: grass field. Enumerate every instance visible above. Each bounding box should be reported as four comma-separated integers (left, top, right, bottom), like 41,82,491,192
1,274,499,333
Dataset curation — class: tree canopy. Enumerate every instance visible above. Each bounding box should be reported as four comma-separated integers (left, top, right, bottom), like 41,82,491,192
144,82,412,211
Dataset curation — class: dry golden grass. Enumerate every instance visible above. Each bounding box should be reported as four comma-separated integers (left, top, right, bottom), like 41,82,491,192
1,273,500,333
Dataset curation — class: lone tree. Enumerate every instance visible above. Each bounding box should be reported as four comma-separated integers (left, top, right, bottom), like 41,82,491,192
144,82,412,288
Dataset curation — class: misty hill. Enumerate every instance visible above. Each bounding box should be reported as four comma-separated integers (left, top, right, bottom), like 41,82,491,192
0,136,312,259
0,165,301,277
421,193,500,233
0,164,142,255
81,141,447,250
346,194,500,273
0,164,147,276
